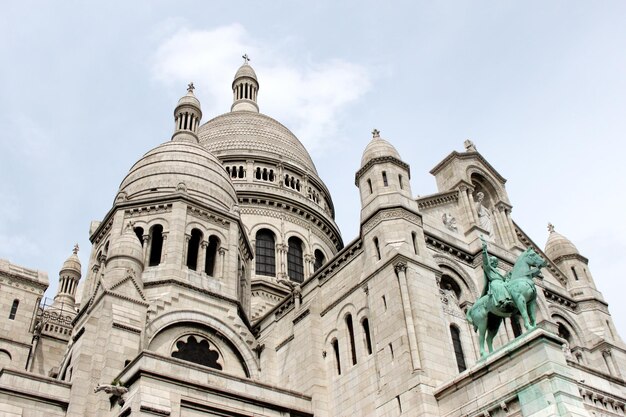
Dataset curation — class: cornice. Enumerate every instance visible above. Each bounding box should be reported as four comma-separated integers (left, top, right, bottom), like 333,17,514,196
354,155,411,185
417,190,459,210
429,150,507,184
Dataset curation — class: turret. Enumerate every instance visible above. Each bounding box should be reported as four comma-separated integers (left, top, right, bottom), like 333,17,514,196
231,54,259,112
544,223,597,291
172,82,202,143
356,129,415,223
356,129,424,265
53,245,82,309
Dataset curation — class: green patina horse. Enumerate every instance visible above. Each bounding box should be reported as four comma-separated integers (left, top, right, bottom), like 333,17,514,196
466,246,547,357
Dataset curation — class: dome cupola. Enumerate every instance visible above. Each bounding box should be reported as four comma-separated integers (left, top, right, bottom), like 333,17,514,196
231,54,259,112
172,83,202,143
360,129,402,168
544,223,580,262
54,244,82,307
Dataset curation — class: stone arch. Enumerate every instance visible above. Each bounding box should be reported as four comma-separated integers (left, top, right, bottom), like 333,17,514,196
146,217,170,231
249,223,281,243
145,310,258,378
467,166,502,204
432,254,478,299
548,306,584,347
0,349,12,367
335,303,357,328
185,221,207,236
285,231,310,253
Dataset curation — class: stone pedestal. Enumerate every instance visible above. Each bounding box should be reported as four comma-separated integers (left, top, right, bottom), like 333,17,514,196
434,329,591,417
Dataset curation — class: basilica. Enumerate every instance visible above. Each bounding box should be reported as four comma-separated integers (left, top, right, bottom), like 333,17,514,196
1,60,625,417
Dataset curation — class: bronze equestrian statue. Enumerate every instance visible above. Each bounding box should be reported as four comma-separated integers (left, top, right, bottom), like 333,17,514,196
466,237,547,357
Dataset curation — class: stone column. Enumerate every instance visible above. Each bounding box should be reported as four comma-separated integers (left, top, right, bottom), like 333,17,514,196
218,247,226,279
304,254,313,279
198,241,208,273
142,234,150,265
246,159,254,183
395,262,421,370
182,234,191,268
458,185,477,228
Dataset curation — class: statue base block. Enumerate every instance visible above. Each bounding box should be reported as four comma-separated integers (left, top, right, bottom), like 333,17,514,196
434,328,592,416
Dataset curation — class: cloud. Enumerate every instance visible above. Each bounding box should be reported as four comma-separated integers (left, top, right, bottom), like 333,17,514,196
152,23,370,153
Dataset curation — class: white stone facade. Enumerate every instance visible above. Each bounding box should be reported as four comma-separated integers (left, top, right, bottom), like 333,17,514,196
0,62,625,417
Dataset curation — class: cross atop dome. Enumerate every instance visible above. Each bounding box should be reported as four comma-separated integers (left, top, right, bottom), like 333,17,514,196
372,129,380,138
547,223,555,233
73,243,79,254
242,53,250,64
187,82,195,93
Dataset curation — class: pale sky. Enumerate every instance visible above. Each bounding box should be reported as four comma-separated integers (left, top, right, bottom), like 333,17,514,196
1,1,625,339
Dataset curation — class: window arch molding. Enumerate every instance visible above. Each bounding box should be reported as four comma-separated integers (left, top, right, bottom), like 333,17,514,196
549,309,583,347
433,255,478,299
145,314,258,379
145,217,170,231
467,167,502,203
250,223,281,244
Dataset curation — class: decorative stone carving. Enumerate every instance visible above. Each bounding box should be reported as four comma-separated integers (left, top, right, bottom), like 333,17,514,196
442,213,458,232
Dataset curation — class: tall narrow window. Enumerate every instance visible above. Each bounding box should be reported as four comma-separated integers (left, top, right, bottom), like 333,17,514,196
314,249,326,272
8,299,19,320
450,325,466,372
256,167,261,180
134,227,144,247
571,266,579,281
382,171,388,186
398,174,403,190
186,229,202,271
367,179,373,194
362,318,373,355
205,235,219,275
255,230,276,277
287,237,304,283
346,314,357,365
332,339,341,375
149,225,164,266
238,166,244,178
373,237,381,260
411,232,418,254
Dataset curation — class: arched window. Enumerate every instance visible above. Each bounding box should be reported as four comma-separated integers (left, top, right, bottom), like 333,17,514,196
255,230,276,277
269,170,274,181
398,174,403,190
382,171,388,187
314,249,326,272
346,314,357,365
149,225,164,267
205,235,219,275
8,299,19,320
557,322,572,345
256,167,261,180
186,229,203,271
450,325,466,372
262,168,268,180
362,318,373,355
134,227,144,247
238,166,244,178
373,237,381,260
287,237,304,283
332,339,341,375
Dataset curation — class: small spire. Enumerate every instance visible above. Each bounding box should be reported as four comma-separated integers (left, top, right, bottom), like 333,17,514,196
372,129,380,139
242,53,250,64
547,223,555,233
73,243,79,255
187,82,195,93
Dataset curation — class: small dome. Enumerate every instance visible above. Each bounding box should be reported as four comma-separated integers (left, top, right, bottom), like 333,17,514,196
177,90,201,109
118,141,237,212
108,223,144,265
545,223,580,261
233,63,258,82
60,245,81,275
361,129,402,167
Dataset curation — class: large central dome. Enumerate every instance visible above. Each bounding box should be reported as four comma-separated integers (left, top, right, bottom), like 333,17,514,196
199,111,317,174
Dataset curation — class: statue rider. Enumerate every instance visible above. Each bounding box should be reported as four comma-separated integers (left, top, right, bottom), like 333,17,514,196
480,236,512,309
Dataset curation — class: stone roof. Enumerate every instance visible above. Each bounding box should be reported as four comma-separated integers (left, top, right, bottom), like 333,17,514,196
198,111,318,174
544,224,580,261
118,140,237,211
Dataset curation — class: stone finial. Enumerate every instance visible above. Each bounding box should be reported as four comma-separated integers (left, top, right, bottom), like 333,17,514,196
547,223,555,233
242,53,250,64
187,82,195,93
72,244,79,255
372,128,380,139
464,139,477,152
